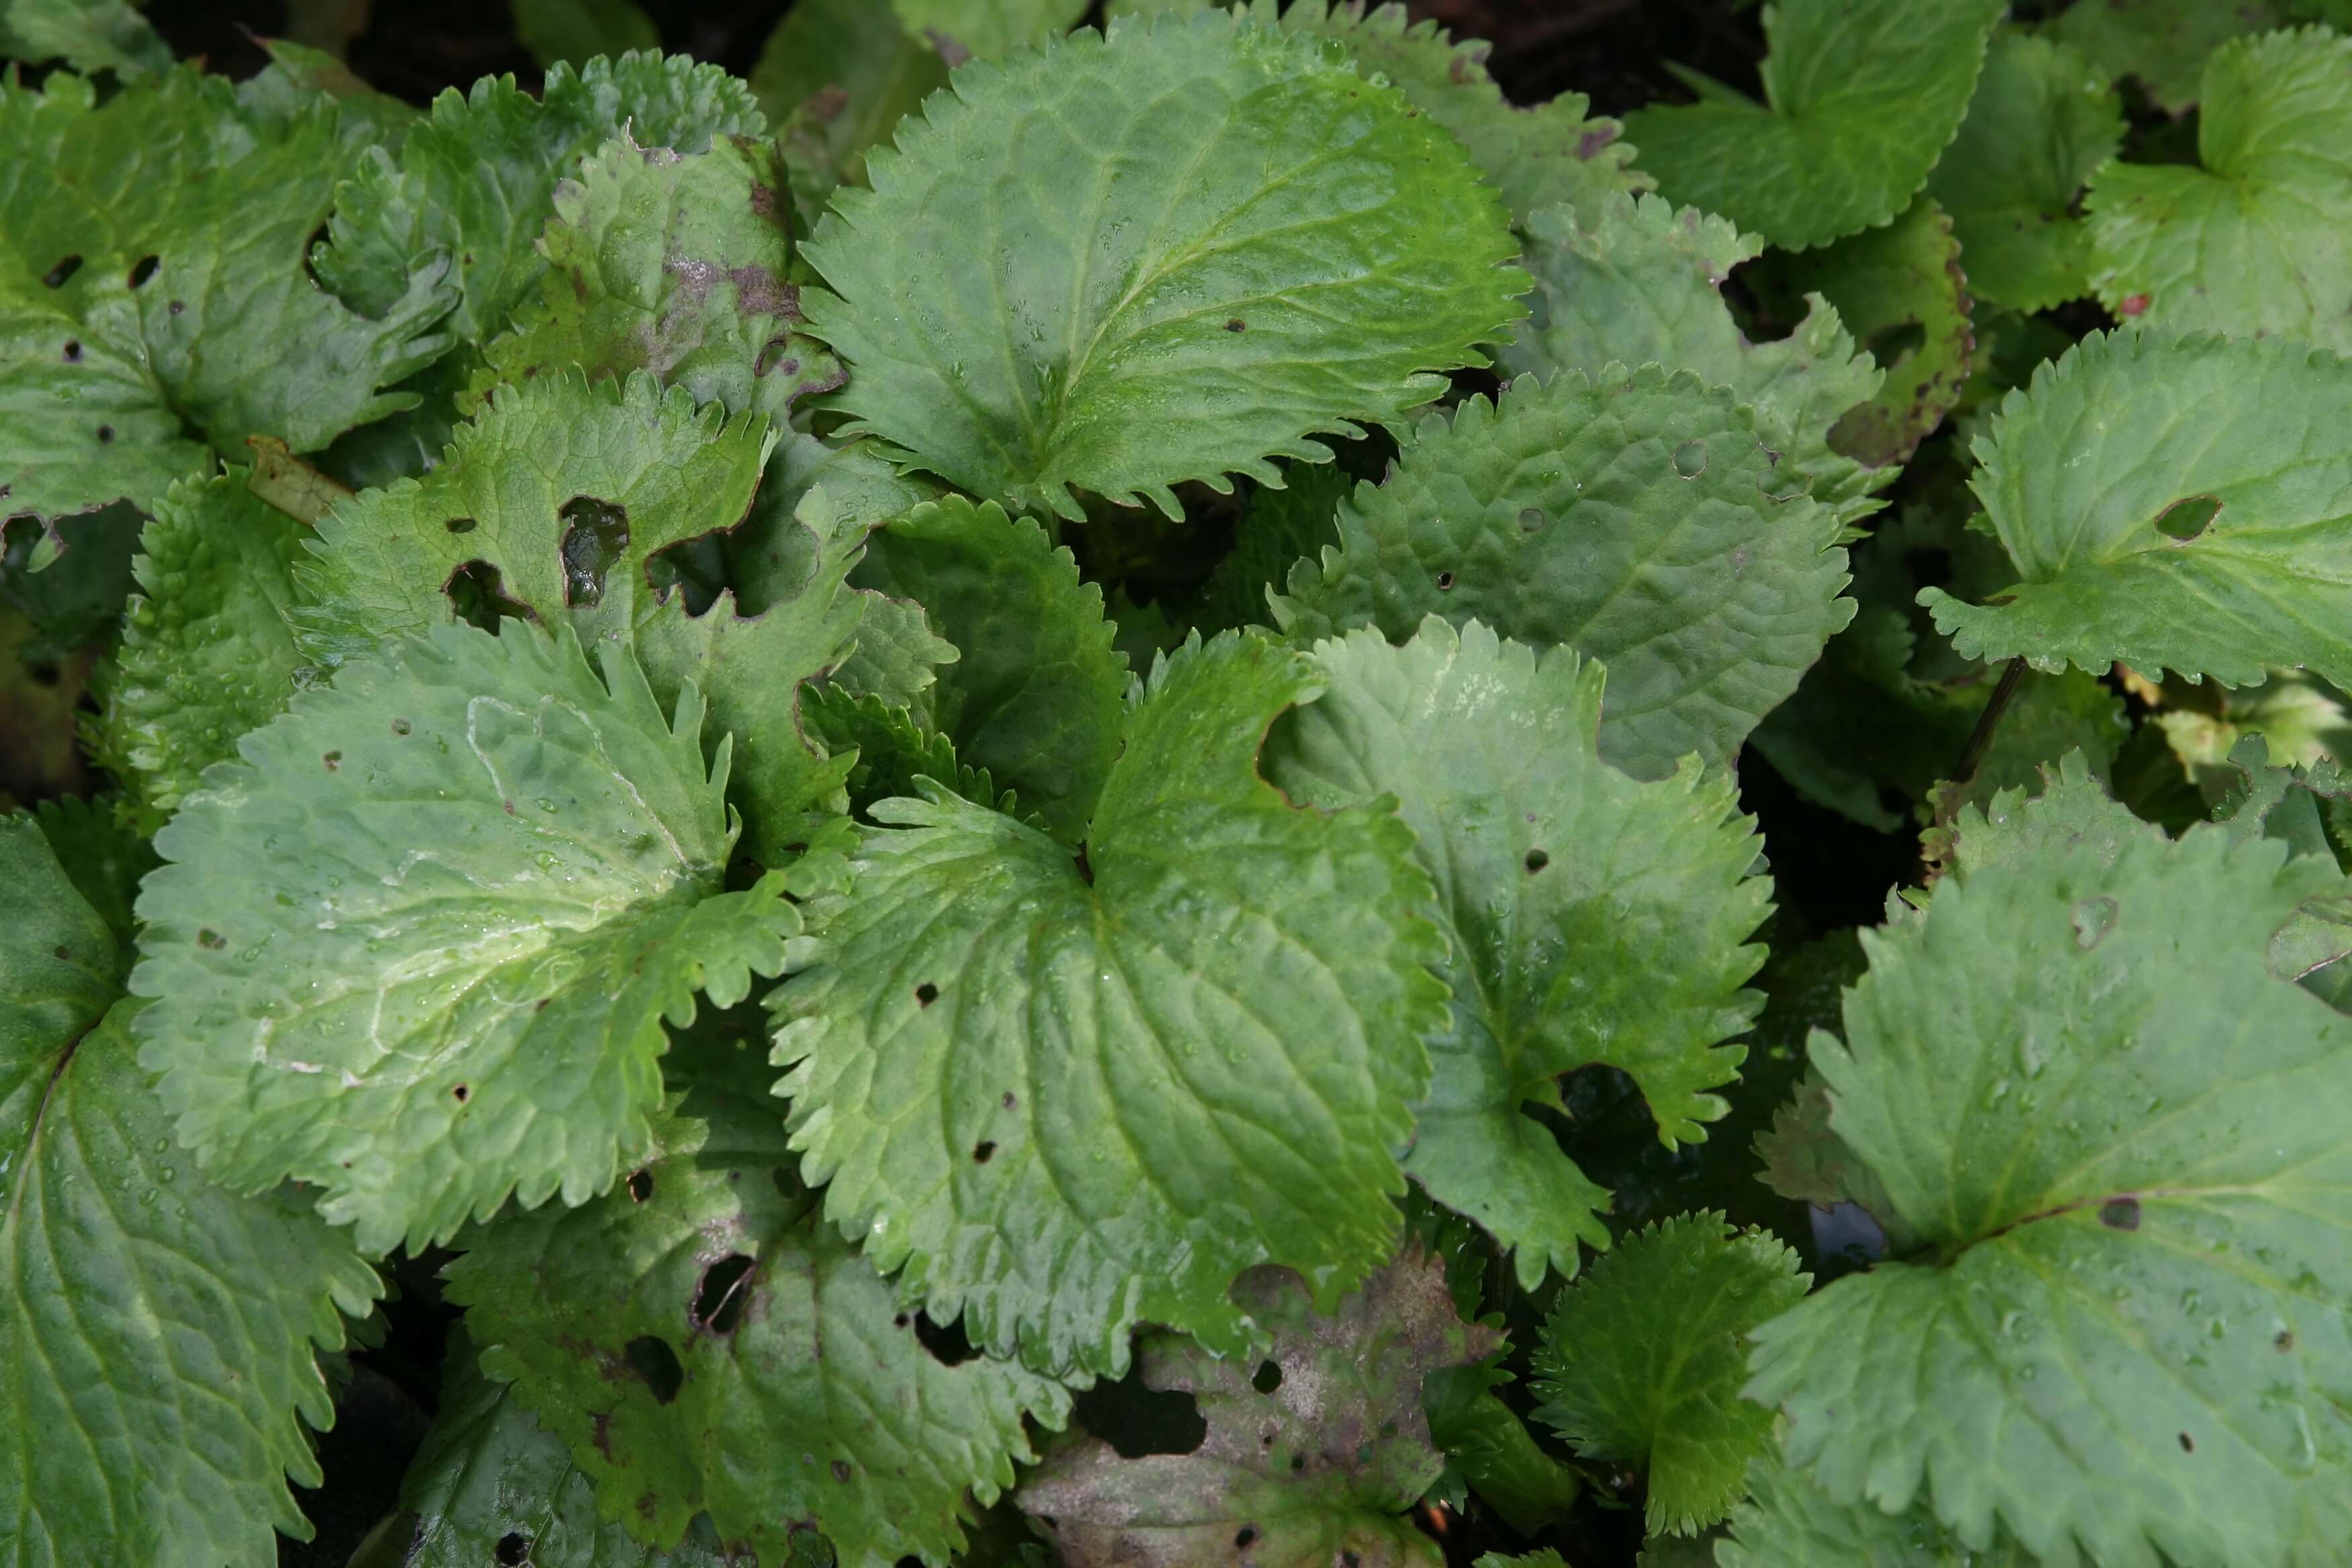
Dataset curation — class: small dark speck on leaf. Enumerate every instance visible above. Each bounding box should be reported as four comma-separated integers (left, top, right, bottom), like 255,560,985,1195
2179,1432,2195,1453
95,424,113,444
168,299,183,314
444,516,477,534
2119,293,2151,317
452,1083,470,1103
42,254,80,288
1434,571,1455,591
1225,318,1246,332
831,1460,851,1483
60,340,79,362
972,1140,995,1164
916,982,939,1007
624,1336,684,1403
495,1532,531,1566
322,750,341,772
628,1169,653,1202
1524,848,1550,874
52,945,70,961
2277,1330,2296,1352
1235,1528,1257,1550
197,928,226,950
389,718,410,736
1003,1091,1017,1108
128,254,158,289
2099,1197,2141,1230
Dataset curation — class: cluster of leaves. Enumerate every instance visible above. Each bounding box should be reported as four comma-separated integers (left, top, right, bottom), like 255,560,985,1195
9,1,2352,1566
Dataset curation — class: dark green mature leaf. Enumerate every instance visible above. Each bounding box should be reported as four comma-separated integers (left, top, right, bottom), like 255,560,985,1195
450,1046,1069,1568
1275,370,1854,781
316,52,765,346
1926,30,2123,313
130,622,803,1253
1532,1214,1807,1535
472,132,841,421
1746,805,2352,1565
852,498,1126,841
0,0,170,74
2046,0,2285,113
397,1328,737,1567
1017,1249,1498,1568
90,473,311,834
2,818,383,1568
1623,0,2004,250
1498,192,1885,525
0,66,452,524
1924,330,2352,687
800,11,1528,519
295,372,873,857
1717,1451,2033,1567
1189,462,1351,636
773,633,1448,1377
750,0,953,210
512,0,659,69
1265,620,1769,1287
1249,0,1650,224
2086,26,2352,352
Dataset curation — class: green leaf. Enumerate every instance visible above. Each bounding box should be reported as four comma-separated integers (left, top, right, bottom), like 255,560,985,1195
1248,0,1651,225
1264,620,1769,1287
316,53,764,346
852,498,1126,841
1016,1248,1499,1568
1925,31,2124,313
1758,198,1973,471
471,132,842,421
1922,330,2352,688
1497,192,1886,525
772,632,1448,1376
894,0,1091,60
0,0,171,75
1532,1214,1806,1536
0,67,454,522
130,622,802,1253
2085,26,2352,352
2,818,383,1567
1622,0,2005,250
799,11,1528,520
1716,1450,2034,1567
1189,462,1351,636
750,0,952,210
1274,370,1855,781
448,1046,1069,1568
1745,812,2352,1565
801,683,1017,823
2045,0,2284,114
512,0,660,69
397,1327,738,1567
30,791,157,944
1422,1361,1582,1535
90,473,311,835
294,372,871,859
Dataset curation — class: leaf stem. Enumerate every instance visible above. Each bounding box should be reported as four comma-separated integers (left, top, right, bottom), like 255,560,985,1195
1954,656,2028,784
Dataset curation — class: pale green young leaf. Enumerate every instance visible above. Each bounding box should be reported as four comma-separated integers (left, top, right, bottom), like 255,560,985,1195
2086,27,2352,351
3,820,383,1568
91,473,311,836
130,622,801,1253
0,68,452,522
1745,822,2352,1565
1926,31,2124,312
450,1049,1069,1568
852,498,1126,841
471,132,842,421
1264,620,1769,1287
1275,370,1855,781
1717,1450,2034,1567
1532,1214,1807,1536
1247,0,1651,224
1497,192,1885,524
293,373,871,858
1622,0,2004,250
512,0,659,69
397,1328,736,1567
773,633,1448,1377
800,11,1528,520
1922,331,2352,687
316,53,764,345
2046,0,2284,113
1016,1249,1498,1568
0,0,170,75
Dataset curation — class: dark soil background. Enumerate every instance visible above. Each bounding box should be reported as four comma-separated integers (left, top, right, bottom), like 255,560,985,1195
106,2,1989,1563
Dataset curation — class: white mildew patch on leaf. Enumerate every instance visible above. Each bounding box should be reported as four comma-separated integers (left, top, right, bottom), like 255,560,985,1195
1622,0,2004,250
1531,1214,1807,1536
2086,27,2352,352
470,132,842,422
1018,1248,1497,1568
773,632,1449,1377
1245,0,1651,224
799,11,1528,520
0,66,454,525
1745,803,2352,1567
1275,370,1855,781
1926,30,2124,314
91,473,312,836
293,372,880,859
1923,331,2352,688
1498,192,1886,526
316,52,765,346
130,622,803,1253
450,1047,1068,1568
1,819,382,1568
1265,620,1769,1288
